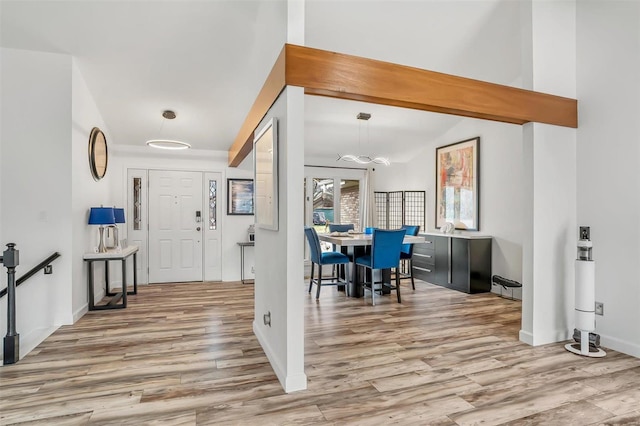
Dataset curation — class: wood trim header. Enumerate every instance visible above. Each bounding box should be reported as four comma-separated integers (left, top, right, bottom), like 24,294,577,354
228,44,577,167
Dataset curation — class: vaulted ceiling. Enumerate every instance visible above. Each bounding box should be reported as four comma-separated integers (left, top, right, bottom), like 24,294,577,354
0,0,525,163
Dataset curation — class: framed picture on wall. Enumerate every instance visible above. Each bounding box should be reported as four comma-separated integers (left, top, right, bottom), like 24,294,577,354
227,178,254,215
436,136,480,231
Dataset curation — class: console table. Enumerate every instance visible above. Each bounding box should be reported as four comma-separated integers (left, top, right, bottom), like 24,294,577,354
237,241,254,284
84,245,138,310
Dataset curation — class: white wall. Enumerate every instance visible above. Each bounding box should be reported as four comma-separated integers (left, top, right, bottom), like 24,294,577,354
576,1,640,356
71,59,115,319
0,48,74,360
0,48,3,249
109,146,255,283
375,118,524,299
253,87,307,393
306,0,523,86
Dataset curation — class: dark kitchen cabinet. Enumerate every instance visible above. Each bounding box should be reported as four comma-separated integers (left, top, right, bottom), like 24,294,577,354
412,233,491,294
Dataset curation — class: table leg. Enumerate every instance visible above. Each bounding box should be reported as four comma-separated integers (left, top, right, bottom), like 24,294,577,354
381,268,392,295
132,252,138,295
105,260,113,296
348,246,367,298
88,260,95,311
121,258,128,308
240,245,245,284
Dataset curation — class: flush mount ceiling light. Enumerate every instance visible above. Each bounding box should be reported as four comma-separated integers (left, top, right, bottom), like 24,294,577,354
146,139,191,150
337,112,390,166
146,110,191,150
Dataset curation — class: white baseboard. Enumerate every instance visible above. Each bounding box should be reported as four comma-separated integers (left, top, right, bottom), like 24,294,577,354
0,326,58,363
253,320,307,393
519,329,534,345
73,304,88,323
600,334,640,358
284,371,308,392
519,328,570,346
491,286,522,300
91,287,105,307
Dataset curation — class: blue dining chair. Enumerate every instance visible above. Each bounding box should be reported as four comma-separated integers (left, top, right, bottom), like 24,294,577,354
328,223,355,233
304,227,351,299
397,225,420,290
328,223,355,276
355,228,406,305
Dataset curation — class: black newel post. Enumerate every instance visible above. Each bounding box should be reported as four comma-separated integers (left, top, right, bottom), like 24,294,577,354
3,243,20,365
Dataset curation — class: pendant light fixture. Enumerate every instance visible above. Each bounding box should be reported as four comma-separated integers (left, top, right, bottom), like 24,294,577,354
146,110,191,150
337,112,390,166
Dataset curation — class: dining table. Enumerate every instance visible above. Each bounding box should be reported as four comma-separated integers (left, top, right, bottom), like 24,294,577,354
317,232,425,297
318,232,425,247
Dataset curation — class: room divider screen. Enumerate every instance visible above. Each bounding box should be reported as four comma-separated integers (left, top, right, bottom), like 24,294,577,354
374,190,425,230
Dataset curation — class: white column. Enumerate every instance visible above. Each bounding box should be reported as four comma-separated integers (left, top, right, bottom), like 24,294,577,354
253,0,307,393
520,0,577,345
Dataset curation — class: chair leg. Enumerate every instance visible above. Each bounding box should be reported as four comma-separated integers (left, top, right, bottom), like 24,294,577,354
344,263,350,297
354,263,359,297
309,263,315,293
396,267,402,303
316,265,322,299
410,259,415,290
371,268,375,306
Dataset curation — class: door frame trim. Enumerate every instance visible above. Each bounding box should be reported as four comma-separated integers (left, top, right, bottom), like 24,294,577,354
127,167,224,284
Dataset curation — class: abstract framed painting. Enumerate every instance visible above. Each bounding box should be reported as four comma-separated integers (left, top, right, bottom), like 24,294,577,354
436,137,480,231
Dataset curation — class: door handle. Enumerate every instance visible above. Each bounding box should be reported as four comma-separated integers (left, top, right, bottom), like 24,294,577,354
196,227,201,231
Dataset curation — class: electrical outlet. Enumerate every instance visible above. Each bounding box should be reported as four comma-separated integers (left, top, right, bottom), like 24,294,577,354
44,265,53,275
251,266,255,274
595,302,604,316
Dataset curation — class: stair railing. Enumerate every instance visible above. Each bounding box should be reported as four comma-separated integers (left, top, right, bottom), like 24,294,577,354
1,244,61,365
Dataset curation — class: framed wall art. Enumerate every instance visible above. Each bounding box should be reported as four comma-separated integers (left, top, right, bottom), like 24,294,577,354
227,178,254,215
253,118,278,230
436,137,480,231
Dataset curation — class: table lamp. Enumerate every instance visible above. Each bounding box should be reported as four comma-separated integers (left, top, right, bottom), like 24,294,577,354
88,207,115,253
113,208,126,251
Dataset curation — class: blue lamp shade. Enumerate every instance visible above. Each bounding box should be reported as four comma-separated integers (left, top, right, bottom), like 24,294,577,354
114,208,126,224
88,207,115,225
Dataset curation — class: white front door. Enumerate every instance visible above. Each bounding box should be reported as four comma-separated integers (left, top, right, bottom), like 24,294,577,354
148,170,203,283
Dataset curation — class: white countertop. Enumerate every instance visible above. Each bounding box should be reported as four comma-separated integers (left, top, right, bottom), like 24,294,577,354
83,245,139,260
420,231,492,240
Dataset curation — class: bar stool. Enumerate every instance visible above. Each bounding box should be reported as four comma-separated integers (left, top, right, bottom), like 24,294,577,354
396,225,420,289
355,228,406,305
328,223,355,278
304,227,351,299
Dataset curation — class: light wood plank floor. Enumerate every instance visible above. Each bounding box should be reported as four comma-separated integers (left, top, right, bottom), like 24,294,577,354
1,280,640,425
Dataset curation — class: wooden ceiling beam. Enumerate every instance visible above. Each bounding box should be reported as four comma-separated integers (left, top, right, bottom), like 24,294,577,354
228,44,577,167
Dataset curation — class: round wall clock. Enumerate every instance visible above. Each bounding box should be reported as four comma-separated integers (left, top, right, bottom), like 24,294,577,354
88,127,108,181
